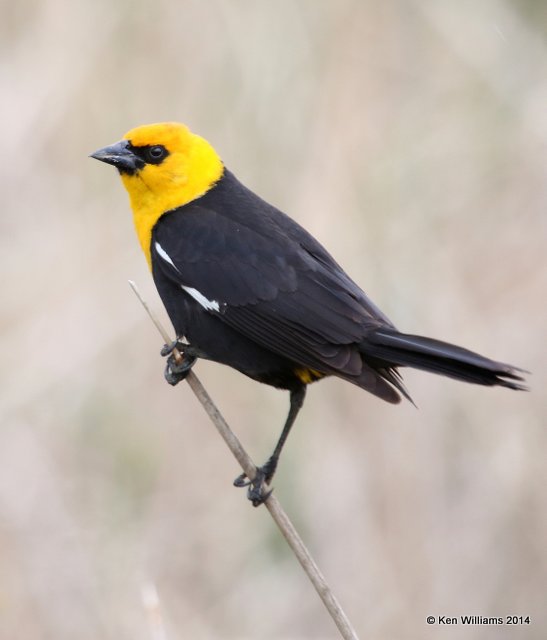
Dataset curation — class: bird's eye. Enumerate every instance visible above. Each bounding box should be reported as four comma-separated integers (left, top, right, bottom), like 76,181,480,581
147,145,167,162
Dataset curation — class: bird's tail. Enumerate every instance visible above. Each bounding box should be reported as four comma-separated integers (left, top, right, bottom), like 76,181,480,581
360,328,527,399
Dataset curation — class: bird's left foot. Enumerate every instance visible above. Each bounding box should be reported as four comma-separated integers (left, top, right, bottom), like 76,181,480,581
234,457,277,507
161,340,197,386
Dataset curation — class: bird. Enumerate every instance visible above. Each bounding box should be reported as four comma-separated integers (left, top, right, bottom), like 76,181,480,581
91,122,527,506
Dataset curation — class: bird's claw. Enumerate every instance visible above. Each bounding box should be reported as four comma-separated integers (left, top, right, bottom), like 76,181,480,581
160,339,185,357
162,342,197,386
164,355,193,385
234,458,277,507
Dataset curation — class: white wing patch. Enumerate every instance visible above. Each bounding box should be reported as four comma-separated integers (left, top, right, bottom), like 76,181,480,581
182,286,221,312
155,241,221,312
155,241,180,272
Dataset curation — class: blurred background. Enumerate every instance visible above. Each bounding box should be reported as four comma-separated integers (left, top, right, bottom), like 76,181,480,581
1,1,546,638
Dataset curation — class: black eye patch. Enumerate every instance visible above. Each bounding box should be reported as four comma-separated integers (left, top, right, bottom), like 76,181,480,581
127,143,170,166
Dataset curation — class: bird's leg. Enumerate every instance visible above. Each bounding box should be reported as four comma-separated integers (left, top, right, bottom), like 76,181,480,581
234,385,307,507
161,338,199,386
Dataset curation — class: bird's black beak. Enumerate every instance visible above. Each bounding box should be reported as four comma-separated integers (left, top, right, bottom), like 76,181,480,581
90,140,142,175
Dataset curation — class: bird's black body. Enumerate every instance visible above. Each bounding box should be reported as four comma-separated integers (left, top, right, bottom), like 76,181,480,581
152,171,397,401
149,168,525,504
151,169,522,396
152,169,402,397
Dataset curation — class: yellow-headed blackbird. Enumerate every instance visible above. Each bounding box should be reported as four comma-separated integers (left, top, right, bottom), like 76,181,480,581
91,122,526,505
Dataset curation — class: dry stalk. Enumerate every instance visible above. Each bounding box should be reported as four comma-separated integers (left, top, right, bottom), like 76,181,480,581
128,280,360,640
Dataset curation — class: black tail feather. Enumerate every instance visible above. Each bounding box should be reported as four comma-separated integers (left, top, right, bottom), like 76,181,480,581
361,329,528,393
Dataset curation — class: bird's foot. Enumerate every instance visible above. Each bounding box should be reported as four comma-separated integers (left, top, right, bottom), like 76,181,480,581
233,457,277,507
160,338,184,357
161,340,197,386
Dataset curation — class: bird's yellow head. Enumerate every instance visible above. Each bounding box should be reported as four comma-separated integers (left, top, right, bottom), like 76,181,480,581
91,122,223,267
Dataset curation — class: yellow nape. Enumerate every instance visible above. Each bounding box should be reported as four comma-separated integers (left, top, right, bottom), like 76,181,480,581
120,122,223,268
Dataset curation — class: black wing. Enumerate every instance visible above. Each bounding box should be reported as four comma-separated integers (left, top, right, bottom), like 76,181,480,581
152,171,395,376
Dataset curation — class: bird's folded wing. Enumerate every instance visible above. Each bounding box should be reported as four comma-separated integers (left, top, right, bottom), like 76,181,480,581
152,206,391,375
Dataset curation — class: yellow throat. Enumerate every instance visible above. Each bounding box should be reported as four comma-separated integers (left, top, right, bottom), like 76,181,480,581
119,122,223,268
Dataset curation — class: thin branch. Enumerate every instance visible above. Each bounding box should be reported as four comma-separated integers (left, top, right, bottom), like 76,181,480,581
128,280,360,640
